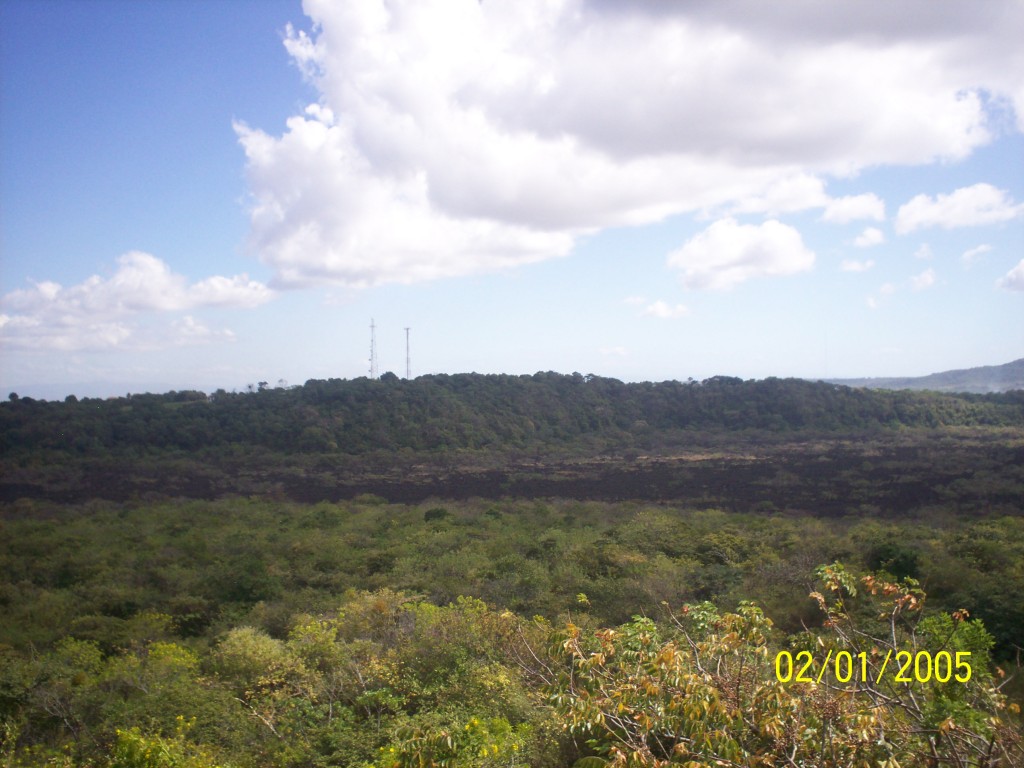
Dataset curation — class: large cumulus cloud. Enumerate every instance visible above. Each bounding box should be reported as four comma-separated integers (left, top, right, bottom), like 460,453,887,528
238,0,1023,289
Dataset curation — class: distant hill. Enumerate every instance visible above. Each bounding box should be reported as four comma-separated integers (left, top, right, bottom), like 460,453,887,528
824,359,1024,394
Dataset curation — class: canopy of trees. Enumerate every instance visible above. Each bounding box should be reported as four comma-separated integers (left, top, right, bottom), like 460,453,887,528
1,498,1022,766
3,374,1022,459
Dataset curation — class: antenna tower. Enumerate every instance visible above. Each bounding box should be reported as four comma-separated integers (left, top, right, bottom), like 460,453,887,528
369,318,378,379
404,327,411,379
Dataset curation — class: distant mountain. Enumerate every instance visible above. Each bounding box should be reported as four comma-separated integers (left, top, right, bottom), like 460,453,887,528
824,359,1024,394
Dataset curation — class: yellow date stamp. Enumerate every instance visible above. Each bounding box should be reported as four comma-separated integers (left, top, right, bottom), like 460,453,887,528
774,650,972,685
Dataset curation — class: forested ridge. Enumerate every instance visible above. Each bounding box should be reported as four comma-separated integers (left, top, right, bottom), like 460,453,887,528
3,373,1023,458
826,357,1024,394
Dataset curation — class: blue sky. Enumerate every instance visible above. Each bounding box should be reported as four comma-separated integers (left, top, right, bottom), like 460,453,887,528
2,0,1022,399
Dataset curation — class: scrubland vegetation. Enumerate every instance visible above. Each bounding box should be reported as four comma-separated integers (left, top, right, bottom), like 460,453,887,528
1,374,1022,766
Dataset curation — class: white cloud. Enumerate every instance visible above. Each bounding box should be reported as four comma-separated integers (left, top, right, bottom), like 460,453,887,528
235,112,578,289
237,0,1020,288
667,218,815,291
187,274,274,309
0,310,132,352
641,300,690,319
599,346,628,357
171,316,237,346
822,193,886,223
911,267,937,291
961,244,992,265
853,227,885,247
841,259,875,272
997,259,1024,291
913,244,934,260
868,280,897,308
895,183,1024,234
0,252,271,351
728,174,829,216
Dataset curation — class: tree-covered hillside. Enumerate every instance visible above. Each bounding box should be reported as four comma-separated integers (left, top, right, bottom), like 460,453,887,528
3,373,1023,459
826,358,1024,394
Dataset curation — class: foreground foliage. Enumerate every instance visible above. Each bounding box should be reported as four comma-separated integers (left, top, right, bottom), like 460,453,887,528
2,496,1022,766
1,573,1020,767
552,567,1022,767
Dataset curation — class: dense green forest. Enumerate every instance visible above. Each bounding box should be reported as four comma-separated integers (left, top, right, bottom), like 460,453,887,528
2,373,1022,765
4,373,1024,459
4,374,1023,509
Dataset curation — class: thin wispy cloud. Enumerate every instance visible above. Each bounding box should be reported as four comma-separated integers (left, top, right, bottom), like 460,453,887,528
961,244,992,265
867,280,898,310
171,316,237,346
911,267,937,291
841,259,875,273
853,227,885,248
642,301,690,320
997,259,1024,291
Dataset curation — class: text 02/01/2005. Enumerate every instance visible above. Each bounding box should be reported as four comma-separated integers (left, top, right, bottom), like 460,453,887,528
774,650,972,685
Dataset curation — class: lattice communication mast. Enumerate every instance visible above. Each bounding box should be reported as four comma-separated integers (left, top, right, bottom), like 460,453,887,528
369,318,378,379
404,327,411,379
